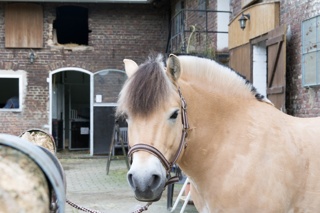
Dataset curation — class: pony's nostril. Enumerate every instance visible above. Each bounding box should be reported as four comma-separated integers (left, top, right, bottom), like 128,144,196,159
128,173,135,188
128,172,162,192
150,174,161,189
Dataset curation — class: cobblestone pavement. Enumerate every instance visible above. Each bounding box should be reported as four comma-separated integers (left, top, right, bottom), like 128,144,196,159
57,153,198,213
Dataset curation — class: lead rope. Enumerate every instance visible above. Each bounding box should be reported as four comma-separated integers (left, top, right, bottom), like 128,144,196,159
66,199,152,213
131,202,153,213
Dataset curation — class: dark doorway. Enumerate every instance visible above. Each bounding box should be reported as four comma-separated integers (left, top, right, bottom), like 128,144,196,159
51,71,90,151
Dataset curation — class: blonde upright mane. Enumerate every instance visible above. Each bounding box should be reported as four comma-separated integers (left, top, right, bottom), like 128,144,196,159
176,55,272,105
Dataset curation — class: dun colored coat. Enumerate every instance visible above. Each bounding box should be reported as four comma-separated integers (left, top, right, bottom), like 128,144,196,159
117,54,320,212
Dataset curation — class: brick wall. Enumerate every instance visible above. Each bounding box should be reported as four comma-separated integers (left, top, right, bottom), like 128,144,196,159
229,0,276,20
229,0,241,20
170,0,218,58
0,3,169,136
281,0,320,117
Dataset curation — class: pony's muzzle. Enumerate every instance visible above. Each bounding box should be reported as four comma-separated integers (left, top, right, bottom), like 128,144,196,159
127,154,166,202
127,172,164,201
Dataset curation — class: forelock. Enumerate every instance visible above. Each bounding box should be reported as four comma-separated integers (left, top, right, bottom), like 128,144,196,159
117,55,171,117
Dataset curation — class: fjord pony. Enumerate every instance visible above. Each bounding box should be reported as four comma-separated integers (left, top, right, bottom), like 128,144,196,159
117,54,320,212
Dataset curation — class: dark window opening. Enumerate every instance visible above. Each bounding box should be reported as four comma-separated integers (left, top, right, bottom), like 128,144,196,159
0,78,19,109
53,6,91,45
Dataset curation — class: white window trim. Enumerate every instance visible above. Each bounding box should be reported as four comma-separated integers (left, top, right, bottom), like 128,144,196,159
0,70,27,112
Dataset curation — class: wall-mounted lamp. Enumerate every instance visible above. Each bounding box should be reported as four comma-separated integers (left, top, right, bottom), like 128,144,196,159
29,52,35,64
238,13,250,30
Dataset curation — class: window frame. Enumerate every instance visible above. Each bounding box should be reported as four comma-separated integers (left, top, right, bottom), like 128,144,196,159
301,15,320,87
0,71,26,112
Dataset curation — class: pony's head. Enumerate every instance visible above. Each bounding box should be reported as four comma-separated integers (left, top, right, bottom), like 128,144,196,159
116,54,185,201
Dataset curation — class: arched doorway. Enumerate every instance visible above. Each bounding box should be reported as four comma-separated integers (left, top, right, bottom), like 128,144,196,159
49,68,127,156
49,68,92,153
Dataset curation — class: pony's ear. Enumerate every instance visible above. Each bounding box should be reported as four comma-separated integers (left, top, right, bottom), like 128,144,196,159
167,54,181,81
123,59,139,78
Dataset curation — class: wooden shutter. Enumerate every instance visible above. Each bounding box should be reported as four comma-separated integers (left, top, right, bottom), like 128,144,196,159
229,43,252,81
266,25,287,111
5,4,43,48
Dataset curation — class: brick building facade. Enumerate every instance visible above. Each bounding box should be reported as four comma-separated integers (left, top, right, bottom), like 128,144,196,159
0,0,228,155
281,0,320,117
229,0,320,117
3,0,319,153
170,0,229,61
0,2,170,154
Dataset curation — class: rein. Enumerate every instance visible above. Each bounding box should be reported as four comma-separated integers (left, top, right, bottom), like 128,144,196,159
128,87,189,185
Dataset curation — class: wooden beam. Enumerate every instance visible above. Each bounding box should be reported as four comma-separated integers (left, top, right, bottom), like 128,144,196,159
267,86,284,95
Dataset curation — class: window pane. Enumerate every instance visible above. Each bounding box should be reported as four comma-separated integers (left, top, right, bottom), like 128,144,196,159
0,78,19,108
317,51,320,84
303,52,317,86
302,18,317,54
94,70,127,103
302,15,320,86
317,18,320,51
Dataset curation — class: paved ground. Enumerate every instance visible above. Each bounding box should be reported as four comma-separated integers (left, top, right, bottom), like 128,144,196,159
57,151,198,213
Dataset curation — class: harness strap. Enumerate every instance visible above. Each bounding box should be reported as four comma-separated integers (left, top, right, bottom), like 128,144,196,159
169,88,189,166
179,88,189,131
165,176,180,186
128,144,171,172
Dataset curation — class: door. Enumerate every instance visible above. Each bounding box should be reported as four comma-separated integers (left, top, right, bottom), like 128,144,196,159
252,41,267,97
231,25,287,111
49,68,92,151
266,25,287,111
93,69,127,155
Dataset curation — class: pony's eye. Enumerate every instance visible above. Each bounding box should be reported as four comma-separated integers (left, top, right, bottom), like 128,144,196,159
169,110,179,120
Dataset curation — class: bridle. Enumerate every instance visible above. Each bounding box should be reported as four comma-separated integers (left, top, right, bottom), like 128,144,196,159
127,87,189,186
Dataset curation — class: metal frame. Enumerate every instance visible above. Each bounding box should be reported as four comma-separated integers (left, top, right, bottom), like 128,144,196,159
170,9,231,53
170,177,191,213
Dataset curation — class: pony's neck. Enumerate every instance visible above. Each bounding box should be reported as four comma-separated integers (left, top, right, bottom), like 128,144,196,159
175,56,266,178
178,55,256,101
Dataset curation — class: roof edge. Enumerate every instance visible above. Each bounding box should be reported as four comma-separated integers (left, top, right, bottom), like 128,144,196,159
3,0,152,3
